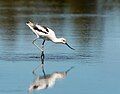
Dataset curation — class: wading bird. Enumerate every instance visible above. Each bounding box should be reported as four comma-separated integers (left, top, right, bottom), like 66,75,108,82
26,21,75,51
26,21,75,70
29,67,74,92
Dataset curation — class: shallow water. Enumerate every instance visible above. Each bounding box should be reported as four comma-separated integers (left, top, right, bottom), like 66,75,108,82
0,0,120,94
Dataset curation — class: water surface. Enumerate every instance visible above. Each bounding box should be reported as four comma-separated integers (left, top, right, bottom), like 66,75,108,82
0,0,120,94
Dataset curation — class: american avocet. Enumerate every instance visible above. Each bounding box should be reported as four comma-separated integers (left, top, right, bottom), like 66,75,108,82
26,21,75,51
29,67,74,92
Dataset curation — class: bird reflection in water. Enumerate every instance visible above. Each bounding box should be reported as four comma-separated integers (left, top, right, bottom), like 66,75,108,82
29,66,74,93
29,42,74,93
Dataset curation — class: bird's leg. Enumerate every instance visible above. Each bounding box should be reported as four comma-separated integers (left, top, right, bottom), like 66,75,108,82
41,65,46,78
32,63,46,77
40,51,45,68
32,65,40,76
40,40,45,67
32,40,46,75
41,40,45,51
32,53,44,75
32,38,40,75
32,38,43,51
32,51,45,75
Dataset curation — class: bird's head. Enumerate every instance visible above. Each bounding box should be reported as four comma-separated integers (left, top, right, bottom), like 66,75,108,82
59,38,75,50
59,38,67,44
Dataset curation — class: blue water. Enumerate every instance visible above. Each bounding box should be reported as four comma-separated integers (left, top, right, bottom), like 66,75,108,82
0,0,120,94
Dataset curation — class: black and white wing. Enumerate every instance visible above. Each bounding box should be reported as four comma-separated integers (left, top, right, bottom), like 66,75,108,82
33,24,49,34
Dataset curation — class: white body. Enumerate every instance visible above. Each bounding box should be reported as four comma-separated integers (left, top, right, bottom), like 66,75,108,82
26,21,75,50
26,21,66,43
29,72,66,92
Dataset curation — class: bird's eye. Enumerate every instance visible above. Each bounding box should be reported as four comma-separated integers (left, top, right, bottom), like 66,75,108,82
63,40,65,42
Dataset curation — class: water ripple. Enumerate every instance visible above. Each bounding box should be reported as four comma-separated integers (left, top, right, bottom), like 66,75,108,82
0,53,91,61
